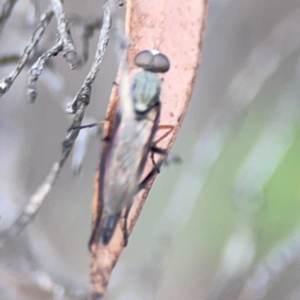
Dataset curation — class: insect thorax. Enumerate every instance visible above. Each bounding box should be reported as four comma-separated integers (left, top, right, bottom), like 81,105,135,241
131,70,162,114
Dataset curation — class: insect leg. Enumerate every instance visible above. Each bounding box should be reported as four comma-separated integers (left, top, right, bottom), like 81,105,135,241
122,157,166,246
150,145,166,165
122,206,131,247
150,125,174,164
153,124,174,145
151,145,167,154
68,120,105,131
88,135,112,250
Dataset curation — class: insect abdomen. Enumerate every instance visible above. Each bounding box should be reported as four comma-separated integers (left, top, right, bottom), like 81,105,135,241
100,214,120,244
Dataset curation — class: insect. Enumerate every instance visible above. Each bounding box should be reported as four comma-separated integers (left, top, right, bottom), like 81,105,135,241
89,49,171,247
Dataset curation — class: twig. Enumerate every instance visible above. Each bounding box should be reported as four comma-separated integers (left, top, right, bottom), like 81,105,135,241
0,17,101,68
0,9,54,97
0,0,18,35
0,54,22,65
27,42,63,103
27,0,40,28
51,0,81,69
0,53,47,66
70,116,102,176
0,1,111,245
40,68,101,176
0,109,84,245
81,19,102,64
28,16,102,103
27,0,41,57
69,16,102,64
66,2,111,115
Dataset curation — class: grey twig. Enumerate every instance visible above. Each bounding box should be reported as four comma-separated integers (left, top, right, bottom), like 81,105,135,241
27,0,40,28
0,50,54,66
82,22,100,64
27,42,63,103
41,68,101,176
0,108,84,245
0,0,18,35
67,1,111,114
51,0,81,69
0,54,21,65
0,0,111,245
69,16,102,64
0,9,54,97
27,16,102,103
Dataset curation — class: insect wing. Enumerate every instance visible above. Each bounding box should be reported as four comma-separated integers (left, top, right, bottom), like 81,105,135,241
103,116,156,214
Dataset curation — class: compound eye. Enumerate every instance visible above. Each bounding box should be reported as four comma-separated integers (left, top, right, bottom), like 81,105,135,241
152,53,170,73
134,50,153,69
134,50,170,73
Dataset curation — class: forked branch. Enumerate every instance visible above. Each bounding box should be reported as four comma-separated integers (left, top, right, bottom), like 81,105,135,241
0,1,111,246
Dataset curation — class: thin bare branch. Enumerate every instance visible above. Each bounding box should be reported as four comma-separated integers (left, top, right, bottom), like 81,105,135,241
69,16,102,64
0,17,101,69
27,42,63,102
0,54,21,65
0,0,18,35
40,68,101,176
71,117,101,176
80,19,102,64
0,9,54,97
28,16,102,103
0,1,111,245
27,0,40,28
0,108,84,245
51,0,81,68
66,2,111,115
